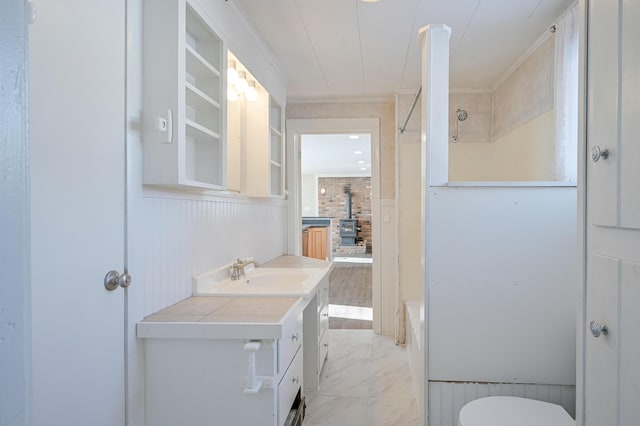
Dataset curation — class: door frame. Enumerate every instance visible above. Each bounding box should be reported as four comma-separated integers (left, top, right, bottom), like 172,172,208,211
0,1,30,423
286,118,383,333
576,0,588,424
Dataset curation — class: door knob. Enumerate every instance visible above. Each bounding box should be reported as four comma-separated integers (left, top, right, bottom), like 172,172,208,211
590,321,608,338
591,146,609,162
104,270,132,291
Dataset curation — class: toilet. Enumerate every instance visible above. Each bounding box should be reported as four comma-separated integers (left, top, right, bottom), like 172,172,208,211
458,396,575,426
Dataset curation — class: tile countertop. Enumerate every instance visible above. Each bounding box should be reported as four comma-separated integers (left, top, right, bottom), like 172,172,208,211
137,296,304,340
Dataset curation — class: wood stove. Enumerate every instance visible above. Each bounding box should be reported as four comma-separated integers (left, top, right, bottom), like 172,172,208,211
339,218,358,245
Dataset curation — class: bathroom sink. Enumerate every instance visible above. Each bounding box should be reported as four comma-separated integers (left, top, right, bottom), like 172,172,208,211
194,266,328,298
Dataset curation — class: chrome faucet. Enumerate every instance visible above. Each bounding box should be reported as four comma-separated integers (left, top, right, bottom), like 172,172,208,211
230,257,260,280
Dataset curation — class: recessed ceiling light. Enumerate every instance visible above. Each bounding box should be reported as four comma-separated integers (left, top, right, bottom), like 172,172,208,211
357,160,365,164
354,150,363,155
349,135,360,140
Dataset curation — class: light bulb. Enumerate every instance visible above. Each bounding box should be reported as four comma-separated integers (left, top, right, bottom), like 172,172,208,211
227,87,239,102
235,71,248,94
245,81,258,101
227,60,239,85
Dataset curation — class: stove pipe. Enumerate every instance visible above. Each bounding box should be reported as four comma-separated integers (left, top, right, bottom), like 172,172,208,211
343,185,352,219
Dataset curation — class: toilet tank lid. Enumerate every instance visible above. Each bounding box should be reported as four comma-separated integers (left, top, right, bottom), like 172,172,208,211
458,396,575,426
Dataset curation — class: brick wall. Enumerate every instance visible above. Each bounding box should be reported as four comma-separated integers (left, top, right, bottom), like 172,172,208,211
318,177,372,251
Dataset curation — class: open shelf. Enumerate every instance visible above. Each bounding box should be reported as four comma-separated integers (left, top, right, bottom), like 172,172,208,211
142,0,225,190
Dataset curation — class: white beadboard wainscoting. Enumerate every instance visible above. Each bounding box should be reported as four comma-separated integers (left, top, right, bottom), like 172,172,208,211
428,381,576,426
142,191,288,316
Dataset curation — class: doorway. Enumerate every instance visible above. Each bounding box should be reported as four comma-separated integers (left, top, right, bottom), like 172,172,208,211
286,118,385,333
301,133,373,329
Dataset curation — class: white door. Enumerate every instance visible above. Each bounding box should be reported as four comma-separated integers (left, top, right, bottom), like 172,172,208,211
29,1,127,425
584,0,640,425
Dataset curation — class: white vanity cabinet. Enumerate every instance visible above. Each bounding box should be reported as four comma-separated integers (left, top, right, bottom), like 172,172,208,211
303,274,329,390
142,0,225,189
138,297,304,426
192,256,333,392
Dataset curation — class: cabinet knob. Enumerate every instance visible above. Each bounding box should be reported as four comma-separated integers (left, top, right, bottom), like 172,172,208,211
591,146,609,162
292,377,299,385
590,321,608,338
291,333,299,341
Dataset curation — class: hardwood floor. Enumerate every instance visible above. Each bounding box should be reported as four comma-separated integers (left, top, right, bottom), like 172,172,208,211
328,258,372,329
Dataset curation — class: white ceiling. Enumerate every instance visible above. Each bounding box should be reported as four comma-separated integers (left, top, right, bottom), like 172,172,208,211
301,133,372,176
234,0,574,101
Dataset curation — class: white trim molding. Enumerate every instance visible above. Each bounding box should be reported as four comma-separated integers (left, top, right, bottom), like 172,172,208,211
285,118,385,333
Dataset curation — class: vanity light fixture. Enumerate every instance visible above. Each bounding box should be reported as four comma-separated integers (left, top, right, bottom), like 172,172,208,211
354,150,363,155
235,71,248,94
228,60,239,85
227,87,239,102
360,167,367,171
349,135,360,139
245,81,258,101
357,160,365,164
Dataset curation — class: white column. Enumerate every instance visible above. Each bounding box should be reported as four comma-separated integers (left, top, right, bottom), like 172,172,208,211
419,24,452,187
419,23,451,425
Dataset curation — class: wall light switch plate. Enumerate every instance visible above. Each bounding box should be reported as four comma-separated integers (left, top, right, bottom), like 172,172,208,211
157,117,168,132
157,109,173,143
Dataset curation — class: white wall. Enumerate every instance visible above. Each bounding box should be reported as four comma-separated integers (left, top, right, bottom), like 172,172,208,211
429,187,576,384
449,110,556,181
448,35,558,182
301,174,318,216
0,2,30,424
427,186,577,422
491,110,556,180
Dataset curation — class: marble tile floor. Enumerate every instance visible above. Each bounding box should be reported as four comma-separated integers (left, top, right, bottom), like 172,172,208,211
304,329,421,426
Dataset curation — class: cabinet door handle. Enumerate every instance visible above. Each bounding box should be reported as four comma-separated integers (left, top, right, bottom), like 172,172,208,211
590,321,608,338
591,145,609,162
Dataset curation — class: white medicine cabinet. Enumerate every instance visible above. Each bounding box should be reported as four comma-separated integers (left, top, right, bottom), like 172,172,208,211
142,0,285,197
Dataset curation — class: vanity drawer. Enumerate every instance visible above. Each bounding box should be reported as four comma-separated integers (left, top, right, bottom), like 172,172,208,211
278,311,302,375
278,348,303,426
318,329,329,370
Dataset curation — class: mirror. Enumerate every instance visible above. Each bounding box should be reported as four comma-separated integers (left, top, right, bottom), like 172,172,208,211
226,51,261,192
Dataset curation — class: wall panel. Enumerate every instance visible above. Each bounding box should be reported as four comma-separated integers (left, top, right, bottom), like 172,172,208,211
142,193,287,316
428,381,576,426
